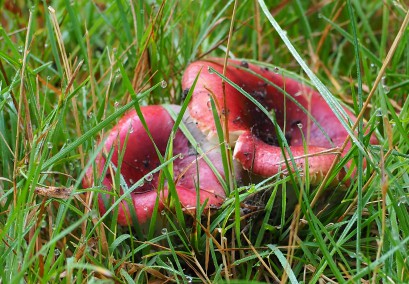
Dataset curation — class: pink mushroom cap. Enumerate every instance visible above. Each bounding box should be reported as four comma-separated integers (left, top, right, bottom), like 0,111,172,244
83,105,230,226
182,58,377,184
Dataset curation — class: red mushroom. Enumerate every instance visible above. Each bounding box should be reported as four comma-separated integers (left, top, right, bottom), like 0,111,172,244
182,58,376,184
83,105,232,226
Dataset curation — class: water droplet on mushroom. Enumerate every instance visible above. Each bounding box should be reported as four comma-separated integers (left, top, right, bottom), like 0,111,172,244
145,173,153,182
207,100,212,110
47,142,53,149
207,66,214,74
240,61,249,68
253,89,266,99
273,66,280,73
161,228,167,235
161,80,167,88
233,116,241,124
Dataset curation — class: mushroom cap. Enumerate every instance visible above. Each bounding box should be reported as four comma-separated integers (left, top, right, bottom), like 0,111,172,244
182,58,377,183
83,105,230,226
233,131,343,185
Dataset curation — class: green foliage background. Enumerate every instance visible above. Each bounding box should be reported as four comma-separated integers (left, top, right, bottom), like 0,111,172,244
0,0,408,283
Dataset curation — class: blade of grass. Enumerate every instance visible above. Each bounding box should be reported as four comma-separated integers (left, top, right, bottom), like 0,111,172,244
347,0,364,273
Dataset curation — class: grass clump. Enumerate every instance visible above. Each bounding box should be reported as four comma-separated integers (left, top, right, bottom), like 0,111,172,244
1,0,409,283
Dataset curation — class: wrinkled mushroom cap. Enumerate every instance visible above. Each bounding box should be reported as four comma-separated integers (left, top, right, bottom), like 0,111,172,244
83,105,234,226
182,58,377,184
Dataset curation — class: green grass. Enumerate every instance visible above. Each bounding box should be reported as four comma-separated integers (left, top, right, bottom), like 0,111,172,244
1,0,409,283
